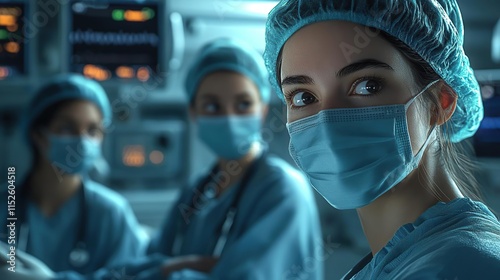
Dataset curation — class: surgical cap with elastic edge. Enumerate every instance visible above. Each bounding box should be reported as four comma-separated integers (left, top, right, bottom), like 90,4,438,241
22,74,112,144
185,38,271,104
264,0,483,143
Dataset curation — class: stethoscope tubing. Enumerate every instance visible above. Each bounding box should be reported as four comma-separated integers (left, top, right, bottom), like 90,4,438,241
172,153,264,257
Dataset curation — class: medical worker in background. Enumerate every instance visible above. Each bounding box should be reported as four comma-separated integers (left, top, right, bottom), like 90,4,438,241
141,37,323,280
264,0,500,279
0,74,148,277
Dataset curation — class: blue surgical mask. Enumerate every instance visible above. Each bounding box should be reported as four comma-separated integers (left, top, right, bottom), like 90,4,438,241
197,114,261,160
47,134,102,175
286,81,438,209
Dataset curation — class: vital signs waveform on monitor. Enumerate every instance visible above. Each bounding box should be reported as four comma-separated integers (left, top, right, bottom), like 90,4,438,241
69,1,160,82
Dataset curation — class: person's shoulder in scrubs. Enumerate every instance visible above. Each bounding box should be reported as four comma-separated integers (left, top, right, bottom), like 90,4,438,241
0,178,148,275
349,198,500,279
82,179,149,267
148,152,324,280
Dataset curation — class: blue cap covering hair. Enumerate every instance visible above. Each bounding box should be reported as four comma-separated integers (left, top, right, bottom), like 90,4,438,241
22,74,111,143
264,0,483,142
185,38,271,104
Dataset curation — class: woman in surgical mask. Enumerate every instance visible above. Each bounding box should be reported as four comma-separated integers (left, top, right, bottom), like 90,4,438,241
137,38,323,280
264,0,500,279
0,74,148,277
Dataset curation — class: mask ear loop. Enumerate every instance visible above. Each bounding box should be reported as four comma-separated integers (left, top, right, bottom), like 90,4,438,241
405,79,441,159
404,79,441,110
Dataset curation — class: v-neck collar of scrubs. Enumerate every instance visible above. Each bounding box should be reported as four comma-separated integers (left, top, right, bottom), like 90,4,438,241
27,186,82,223
373,198,478,266
26,185,84,268
346,198,489,279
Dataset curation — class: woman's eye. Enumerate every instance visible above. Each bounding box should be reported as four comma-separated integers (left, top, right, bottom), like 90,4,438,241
237,101,251,112
87,127,103,138
292,91,317,107
203,103,219,113
353,79,384,95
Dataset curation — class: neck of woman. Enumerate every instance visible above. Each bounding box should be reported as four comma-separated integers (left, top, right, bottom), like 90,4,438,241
356,146,463,256
27,159,82,217
215,142,262,197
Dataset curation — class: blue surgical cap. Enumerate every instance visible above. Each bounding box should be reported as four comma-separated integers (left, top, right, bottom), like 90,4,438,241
264,0,483,142
185,38,271,104
23,74,111,143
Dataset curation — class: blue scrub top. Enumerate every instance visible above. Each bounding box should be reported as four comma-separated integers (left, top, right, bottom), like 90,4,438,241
147,153,324,280
344,198,500,279
0,179,148,275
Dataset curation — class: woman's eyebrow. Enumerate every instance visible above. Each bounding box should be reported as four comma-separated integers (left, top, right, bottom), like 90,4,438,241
281,75,315,86
336,59,394,78
281,59,392,86
235,92,252,98
200,94,218,100
53,115,78,124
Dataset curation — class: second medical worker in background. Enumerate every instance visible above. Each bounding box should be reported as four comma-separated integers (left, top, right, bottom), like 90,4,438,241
141,38,323,279
0,74,148,276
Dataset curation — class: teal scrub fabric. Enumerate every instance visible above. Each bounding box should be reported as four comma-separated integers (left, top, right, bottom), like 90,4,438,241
147,154,324,280
344,198,500,279
7,154,323,280
1,180,148,275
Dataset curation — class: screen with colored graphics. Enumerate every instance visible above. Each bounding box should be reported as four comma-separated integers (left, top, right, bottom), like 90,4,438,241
474,82,500,157
69,1,160,83
0,2,26,79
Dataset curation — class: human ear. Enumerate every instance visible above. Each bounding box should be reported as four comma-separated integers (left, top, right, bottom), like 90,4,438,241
261,105,269,123
430,82,457,126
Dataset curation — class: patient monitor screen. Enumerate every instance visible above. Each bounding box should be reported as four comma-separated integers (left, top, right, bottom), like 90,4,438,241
69,1,160,82
0,3,25,79
474,84,500,157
